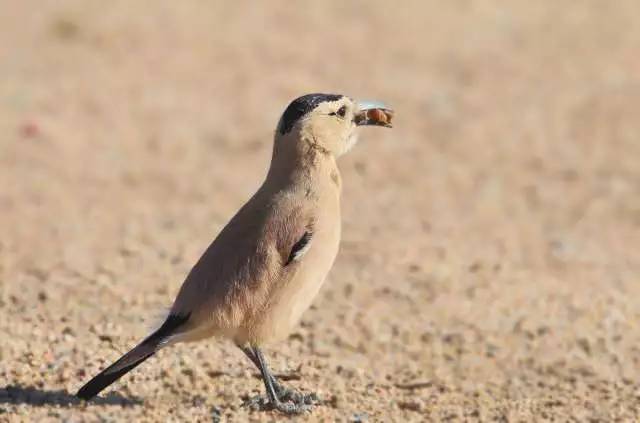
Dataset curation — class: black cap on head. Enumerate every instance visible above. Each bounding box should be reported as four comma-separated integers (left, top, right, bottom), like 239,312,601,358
278,93,343,135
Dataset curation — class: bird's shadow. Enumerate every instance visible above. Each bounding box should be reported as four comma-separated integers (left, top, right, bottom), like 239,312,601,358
1,385,142,407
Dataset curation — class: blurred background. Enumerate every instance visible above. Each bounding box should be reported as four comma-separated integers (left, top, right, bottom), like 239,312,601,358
1,1,639,421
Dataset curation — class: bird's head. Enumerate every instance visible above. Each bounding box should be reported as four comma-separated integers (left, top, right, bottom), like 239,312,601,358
274,93,393,159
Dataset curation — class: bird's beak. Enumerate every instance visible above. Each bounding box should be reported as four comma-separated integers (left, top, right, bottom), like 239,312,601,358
354,100,394,128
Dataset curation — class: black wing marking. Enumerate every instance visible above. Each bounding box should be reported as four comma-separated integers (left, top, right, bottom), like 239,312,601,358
285,231,313,266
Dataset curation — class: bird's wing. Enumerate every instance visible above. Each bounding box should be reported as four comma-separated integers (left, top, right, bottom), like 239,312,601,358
271,202,315,267
168,191,315,333
284,230,313,265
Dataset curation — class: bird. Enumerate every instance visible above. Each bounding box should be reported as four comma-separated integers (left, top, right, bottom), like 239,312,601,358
76,93,394,414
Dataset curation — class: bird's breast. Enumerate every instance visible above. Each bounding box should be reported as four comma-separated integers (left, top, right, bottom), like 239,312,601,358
253,190,341,344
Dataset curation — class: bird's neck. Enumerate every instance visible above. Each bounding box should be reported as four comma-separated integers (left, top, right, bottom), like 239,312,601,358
266,138,340,192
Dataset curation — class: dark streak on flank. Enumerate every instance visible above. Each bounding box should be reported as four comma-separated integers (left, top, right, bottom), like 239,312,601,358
278,93,343,135
285,231,313,265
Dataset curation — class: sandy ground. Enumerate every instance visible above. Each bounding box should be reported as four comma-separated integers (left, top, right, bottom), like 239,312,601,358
1,1,640,421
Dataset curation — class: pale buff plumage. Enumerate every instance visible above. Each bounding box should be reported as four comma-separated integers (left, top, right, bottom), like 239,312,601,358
76,94,393,413
170,137,342,346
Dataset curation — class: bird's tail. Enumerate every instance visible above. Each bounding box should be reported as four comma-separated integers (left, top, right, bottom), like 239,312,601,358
76,313,190,400
76,338,158,400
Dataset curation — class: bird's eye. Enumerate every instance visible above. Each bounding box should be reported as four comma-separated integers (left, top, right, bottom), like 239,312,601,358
336,106,347,118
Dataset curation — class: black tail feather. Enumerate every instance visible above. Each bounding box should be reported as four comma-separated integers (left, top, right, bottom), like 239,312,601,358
76,349,155,400
76,312,190,401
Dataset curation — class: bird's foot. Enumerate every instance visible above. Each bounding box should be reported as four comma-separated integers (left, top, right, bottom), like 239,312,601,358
242,386,319,414
271,399,313,414
274,383,319,406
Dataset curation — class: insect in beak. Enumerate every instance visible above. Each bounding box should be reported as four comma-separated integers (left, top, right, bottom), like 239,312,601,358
354,100,394,128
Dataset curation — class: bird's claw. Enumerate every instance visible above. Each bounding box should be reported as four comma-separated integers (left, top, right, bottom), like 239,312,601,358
275,385,319,405
242,387,319,414
272,400,313,414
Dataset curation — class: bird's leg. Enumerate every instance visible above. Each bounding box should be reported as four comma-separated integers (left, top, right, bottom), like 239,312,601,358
240,345,318,405
238,347,282,396
238,345,316,413
252,346,312,414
